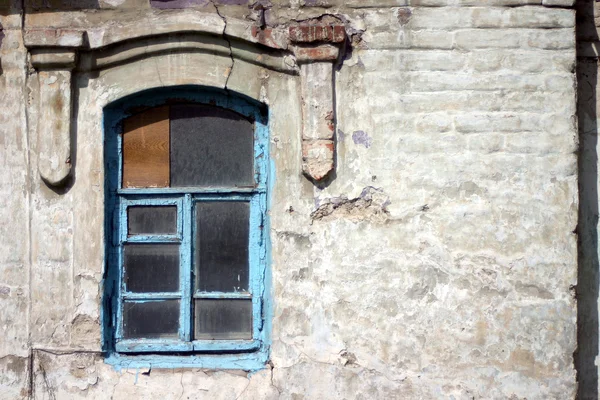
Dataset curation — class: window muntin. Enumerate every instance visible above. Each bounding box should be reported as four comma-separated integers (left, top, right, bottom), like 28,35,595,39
107,98,268,356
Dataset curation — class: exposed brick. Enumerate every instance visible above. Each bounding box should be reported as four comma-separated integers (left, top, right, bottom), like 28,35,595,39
293,44,339,62
289,24,345,43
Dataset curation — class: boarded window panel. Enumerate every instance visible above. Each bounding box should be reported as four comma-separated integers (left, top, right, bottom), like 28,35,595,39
123,300,180,339
128,206,177,235
122,106,170,188
195,202,249,292
124,243,179,293
194,299,252,340
170,105,254,187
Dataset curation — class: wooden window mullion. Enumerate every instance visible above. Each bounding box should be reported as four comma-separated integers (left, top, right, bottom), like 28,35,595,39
180,193,193,342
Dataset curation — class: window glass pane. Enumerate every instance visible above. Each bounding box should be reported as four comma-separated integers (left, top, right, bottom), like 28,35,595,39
123,300,180,339
195,202,249,292
170,104,254,187
194,299,252,340
122,106,170,188
128,206,177,235
124,244,179,293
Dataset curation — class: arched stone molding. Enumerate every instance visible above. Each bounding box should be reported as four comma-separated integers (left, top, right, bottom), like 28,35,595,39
24,12,347,186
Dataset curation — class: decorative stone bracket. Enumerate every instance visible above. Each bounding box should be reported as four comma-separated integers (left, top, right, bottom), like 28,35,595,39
289,24,345,182
25,29,84,186
24,16,346,186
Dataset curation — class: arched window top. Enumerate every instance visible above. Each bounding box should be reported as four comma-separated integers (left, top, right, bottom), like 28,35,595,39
106,86,268,123
122,103,255,189
104,86,270,194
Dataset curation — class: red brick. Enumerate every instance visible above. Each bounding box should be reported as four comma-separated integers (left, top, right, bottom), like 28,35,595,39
289,24,345,44
293,44,339,62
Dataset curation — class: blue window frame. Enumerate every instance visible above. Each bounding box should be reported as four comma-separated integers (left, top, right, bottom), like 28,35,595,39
103,87,271,369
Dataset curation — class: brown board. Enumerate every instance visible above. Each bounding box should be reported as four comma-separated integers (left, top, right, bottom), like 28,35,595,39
122,106,170,188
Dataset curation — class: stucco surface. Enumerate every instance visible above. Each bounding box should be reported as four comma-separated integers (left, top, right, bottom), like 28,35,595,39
0,0,579,398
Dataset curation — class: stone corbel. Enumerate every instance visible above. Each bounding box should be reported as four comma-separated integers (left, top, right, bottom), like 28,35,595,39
290,24,346,182
25,29,84,186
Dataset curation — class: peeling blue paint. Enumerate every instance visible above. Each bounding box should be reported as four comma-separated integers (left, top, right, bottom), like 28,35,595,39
352,130,372,148
103,86,271,370
337,128,346,142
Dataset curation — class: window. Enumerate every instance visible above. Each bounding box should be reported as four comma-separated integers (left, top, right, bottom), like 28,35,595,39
104,89,270,368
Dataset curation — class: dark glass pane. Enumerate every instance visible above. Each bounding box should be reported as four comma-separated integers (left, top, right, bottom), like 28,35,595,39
195,202,249,292
123,300,179,339
194,299,252,340
170,104,254,187
124,244,179,293
128,206,177,235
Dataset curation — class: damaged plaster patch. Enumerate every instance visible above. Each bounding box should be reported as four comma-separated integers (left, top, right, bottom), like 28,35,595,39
339,350,357,366
352,130,371,148
396,8,412,26
311,187,390,222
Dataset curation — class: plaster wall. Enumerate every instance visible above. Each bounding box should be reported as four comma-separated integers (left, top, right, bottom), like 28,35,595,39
0,0,578,398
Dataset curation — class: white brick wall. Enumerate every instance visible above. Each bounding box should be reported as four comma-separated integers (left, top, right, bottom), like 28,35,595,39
0,0,579,398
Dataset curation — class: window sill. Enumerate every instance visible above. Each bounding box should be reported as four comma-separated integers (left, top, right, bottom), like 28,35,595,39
115,339,261,353
105,347,269,371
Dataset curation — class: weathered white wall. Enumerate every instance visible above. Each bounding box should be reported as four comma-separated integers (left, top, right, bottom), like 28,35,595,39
0,8,31,400
0,0,579,398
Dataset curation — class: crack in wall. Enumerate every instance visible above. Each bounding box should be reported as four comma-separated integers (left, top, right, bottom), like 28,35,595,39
210,0,235,91
146,15,165,88
38,359,56,400
27,350,34,399
234,379,250,400
176,370,184,400
269,363,281,396
23,10,35,400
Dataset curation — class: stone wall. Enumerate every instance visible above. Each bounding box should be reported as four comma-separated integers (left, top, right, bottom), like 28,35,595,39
0,0,578,398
